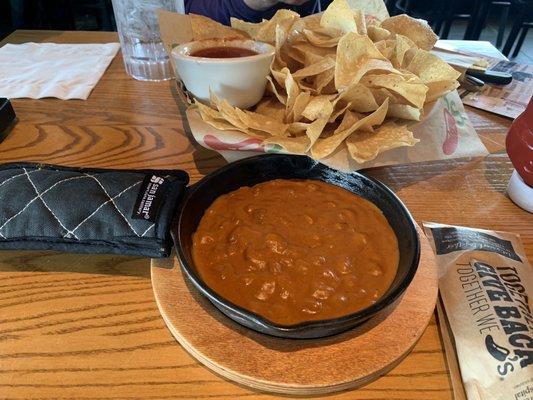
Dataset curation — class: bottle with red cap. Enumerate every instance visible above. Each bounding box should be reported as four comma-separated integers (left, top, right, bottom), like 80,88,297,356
506,96,533,212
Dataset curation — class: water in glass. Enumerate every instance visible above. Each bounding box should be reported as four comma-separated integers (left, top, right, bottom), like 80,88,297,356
111,0,181,81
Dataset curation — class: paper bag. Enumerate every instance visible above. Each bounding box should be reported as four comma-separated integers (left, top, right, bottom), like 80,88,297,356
424,223,532,400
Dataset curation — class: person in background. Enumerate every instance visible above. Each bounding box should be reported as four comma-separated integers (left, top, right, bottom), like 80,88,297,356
185,0,321,25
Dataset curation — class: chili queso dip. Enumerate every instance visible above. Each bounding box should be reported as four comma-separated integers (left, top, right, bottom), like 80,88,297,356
192,179,399,325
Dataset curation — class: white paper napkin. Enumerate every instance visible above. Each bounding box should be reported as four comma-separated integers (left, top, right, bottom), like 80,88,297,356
0,42,120,100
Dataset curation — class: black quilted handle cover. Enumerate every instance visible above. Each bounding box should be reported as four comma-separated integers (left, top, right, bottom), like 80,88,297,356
0,163,189,257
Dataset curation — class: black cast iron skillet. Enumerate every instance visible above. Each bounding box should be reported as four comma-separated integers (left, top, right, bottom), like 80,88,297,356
172,154,420,339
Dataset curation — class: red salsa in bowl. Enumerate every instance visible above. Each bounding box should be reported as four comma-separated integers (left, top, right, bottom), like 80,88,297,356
191,47,259,58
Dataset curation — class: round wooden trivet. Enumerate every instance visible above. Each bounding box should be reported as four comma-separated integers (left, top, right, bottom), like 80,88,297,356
151,226,438,396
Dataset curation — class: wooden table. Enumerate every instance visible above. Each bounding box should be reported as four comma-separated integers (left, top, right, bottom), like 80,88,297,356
0,30,531,400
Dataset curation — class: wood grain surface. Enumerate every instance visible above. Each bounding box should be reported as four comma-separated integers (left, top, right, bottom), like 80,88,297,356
151,226,438,395
0,30,531,400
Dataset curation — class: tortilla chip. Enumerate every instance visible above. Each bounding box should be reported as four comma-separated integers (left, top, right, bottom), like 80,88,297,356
287,13,322,44
304,115,331,150
401,47,418,67
271,67,288,86
288,122,310,135
406,49,462,82
338,109,360,130
311,111,356,158
338,82,379,112
234,108,289,136
390,34,415,68
196,100,223,121
190,14,246,40
196,102,270,137
255,98,286,121
201,118,243,133
321,78,339,95
256,9,300,44
314,68,336,93
329,102,352,123
346,0,390,21
285,46,306,65
353,10,367,35
302,50,327,65
312,26,344,37
273,26,288,68
292,42,338,60
264,136,309,154
335,32,390,89
302,96,335,121
212,96,252,132
311,98,389,159
292,57,336,79
337,32,386,60
358,98,389,131
303,29,341,47
361,73,428,108
396,33,417,47
298,80,316,93
266,76,287,105
336,57,397,90
425,80,460,103
367,26,391,42
284,69,301,120
380,14,438,51
230,17,263,38
387,104,422,120
297,97,334,150
375,40,395,59
231,9,299,44
290,91,312,122
346,122,419,163
196,104,239,130
276,15,297,50
320,0,358,33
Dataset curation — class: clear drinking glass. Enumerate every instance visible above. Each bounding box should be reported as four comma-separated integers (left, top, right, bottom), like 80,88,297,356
111,0,182,81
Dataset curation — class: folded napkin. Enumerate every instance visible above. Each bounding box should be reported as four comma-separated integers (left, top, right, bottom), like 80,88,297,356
0,42,120,100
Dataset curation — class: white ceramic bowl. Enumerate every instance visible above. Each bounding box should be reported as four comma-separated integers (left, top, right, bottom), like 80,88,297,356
172,38,275,109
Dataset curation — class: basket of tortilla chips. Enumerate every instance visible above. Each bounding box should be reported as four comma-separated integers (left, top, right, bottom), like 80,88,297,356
158,0,488,171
